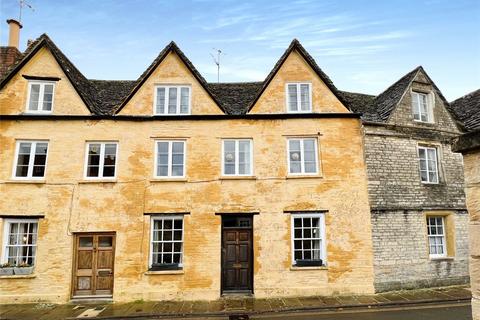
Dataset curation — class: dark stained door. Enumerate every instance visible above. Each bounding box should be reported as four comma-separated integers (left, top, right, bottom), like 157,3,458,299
221,216,253,293
72,233,115,297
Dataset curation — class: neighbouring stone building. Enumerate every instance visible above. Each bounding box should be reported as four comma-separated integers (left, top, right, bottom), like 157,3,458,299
0,19,474,304
452,89,480,320
341,68,470,291
0,21,376,303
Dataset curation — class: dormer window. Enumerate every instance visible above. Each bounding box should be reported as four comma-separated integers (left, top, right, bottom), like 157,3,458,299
26,81,55,113
154,85,191,115
412,91,432,123
286,83,312,113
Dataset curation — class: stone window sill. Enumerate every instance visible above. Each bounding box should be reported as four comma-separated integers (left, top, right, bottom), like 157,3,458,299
286,175,322,179
144,270,184,275
0,274,36,279
150,178,187,182
290,266,328,271
78,180,117,184
4,180,46,184
429,257,455,261
219,176,257,180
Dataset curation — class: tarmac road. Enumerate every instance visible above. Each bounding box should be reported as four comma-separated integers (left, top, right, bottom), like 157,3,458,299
249,302,472,320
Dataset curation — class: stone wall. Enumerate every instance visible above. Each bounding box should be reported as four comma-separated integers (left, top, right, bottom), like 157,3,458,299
0,117,375,303
463,150,480,320
363,67,469,291
364,126,465,209
371,210,469,291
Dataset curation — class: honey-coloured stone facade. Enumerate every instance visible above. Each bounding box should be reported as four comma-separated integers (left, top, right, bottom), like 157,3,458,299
0,45,375,303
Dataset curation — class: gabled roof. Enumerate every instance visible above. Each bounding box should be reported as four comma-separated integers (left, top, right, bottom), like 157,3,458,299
0,34,99,114
208,82,263,115
370,67,420,122
339,90,376,117
114,41,225,114
450,89,480,131
246,39,350,113
351,66,458,124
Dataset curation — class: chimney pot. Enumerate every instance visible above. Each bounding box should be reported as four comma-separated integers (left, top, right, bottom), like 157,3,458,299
6,19,23,49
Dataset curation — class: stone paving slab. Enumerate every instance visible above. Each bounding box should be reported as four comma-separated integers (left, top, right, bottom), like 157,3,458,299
0,285,471,320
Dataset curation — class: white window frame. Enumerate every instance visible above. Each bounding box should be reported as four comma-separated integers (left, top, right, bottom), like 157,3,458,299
221,139,254,176
427,216,447,258
154,140,186,178
411,91,434,123
83,142,119,180
418,146,439,184
153,85,192,115
1,218,39,266
287,138,319,175
25,81,55,114
149,215,184,268
11,140,49,180
286,82,312,113
290,213,326,266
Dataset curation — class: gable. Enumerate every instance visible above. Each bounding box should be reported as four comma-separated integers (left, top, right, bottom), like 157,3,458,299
0,46,90,115
118,51,223,116
387,69,461,132
249,50,349,114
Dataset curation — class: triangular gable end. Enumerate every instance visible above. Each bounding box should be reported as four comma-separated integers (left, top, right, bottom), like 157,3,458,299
385,66,463,131
115,41,225,115
0,34,97,115
247,39,352,114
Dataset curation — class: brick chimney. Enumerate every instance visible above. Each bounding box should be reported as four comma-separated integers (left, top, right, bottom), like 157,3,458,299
0,19,23,77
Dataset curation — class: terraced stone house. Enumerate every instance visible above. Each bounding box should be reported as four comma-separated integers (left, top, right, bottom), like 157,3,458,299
0,20,375,303
0,19,472,303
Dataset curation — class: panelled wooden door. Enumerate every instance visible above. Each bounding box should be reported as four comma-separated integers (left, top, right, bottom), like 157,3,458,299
221,216,253,292
72,233,115,297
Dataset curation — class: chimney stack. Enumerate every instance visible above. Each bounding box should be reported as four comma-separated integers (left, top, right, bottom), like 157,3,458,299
7,19,23,49
1,19,23,77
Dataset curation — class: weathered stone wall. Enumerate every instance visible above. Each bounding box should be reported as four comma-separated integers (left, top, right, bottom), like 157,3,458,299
371,210,469,291
364,126,465,209
0,117,375,303
463,151,480,319
363,68,468,291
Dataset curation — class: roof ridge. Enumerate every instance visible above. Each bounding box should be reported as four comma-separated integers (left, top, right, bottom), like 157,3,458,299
451,88,480,103
374,66,420,99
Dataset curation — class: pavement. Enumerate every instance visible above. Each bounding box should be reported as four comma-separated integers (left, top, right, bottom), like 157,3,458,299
0,285,472,320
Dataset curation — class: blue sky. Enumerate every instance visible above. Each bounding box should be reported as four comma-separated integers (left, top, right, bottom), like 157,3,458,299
1,0,479,100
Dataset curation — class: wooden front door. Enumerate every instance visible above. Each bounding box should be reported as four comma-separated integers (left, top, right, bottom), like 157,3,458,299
221,216,253,293
72,233,115,297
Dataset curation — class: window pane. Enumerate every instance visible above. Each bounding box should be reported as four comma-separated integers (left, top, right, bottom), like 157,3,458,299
172,142,184,154
156,87,166,114
238,141,251,175
180,87,189,114
300,84,310,111
32,165,45,177
87,166,99,177
42,84,54,111
35,143,48,155
168,87,177,114
172,165,183,176
157,165,168,176
16,165,29,177
103,166,115,177
418,148,426,160
224,140,236,174
29,84,40,110
288,84,298,111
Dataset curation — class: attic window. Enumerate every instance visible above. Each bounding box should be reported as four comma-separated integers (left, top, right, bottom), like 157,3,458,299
26,81,55,113
286,83,312,113
154,85,191,115
412,91,433,123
